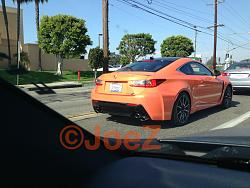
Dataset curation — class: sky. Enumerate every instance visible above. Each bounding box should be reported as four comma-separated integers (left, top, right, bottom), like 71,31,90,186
4,0,250,62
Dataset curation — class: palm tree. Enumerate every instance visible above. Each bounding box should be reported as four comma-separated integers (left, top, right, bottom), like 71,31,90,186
35,0,48,71
13,0,25,68
1,0,12,69
13,0,47,71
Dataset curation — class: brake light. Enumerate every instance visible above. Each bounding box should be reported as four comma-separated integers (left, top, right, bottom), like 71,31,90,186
221,72,230,76
129,79,166,88
95,79,103,86
127,103,138,107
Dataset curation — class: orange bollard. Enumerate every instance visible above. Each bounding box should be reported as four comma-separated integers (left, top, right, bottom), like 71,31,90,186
78,69,81,81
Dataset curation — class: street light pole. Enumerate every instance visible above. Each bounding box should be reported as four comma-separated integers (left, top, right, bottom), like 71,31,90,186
194,26,198,58
98,33,103,48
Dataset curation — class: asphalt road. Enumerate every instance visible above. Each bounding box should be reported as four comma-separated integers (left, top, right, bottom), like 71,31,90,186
24,86,250,139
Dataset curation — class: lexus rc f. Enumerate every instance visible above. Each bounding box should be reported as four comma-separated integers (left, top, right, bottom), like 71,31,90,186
91,57,232,126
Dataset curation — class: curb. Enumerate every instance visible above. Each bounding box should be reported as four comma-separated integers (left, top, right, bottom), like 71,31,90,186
19,81,94,91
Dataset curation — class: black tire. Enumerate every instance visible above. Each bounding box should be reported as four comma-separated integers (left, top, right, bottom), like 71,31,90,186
221,86,232,109
172,92,191,126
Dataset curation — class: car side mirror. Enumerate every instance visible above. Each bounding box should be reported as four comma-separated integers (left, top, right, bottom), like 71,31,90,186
214,70,221,77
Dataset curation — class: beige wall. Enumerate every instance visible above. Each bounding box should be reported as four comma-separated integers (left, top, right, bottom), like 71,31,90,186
0,6,91,72
24,43,91,71
0,6,23,66
0,6,24,43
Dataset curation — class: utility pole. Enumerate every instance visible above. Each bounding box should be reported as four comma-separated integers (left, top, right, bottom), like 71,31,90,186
194,26,198,58
102,0,109,73
213,0,218,72
207,0,224,72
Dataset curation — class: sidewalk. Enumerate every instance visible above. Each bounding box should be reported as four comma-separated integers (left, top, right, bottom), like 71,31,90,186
18,81,94,90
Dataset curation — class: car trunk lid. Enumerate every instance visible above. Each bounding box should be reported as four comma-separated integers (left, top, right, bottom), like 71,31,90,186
96,72,155,95
226,69,250,79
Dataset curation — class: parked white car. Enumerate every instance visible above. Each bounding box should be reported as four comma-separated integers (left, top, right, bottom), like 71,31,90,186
94,65,123,72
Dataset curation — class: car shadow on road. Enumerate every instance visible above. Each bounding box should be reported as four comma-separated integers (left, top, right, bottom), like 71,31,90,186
106,100,240,129
187,100,240,126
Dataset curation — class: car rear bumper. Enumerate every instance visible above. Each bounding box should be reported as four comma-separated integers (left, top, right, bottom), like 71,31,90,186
92,100,150,120
91,89,175,120
230,80,250,88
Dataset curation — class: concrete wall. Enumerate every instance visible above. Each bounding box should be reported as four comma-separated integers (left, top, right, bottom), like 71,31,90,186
0,6,24,43
24,43,91,71
0,6,23,66
0,6,91,72
0,38,17,68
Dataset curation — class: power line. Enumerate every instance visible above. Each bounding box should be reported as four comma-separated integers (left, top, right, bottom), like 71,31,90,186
129,0,200,28
117,0,200,31
152,0,214,25
201,0,250,45
116,0,250,52
225,2,250,28
157,0,212,15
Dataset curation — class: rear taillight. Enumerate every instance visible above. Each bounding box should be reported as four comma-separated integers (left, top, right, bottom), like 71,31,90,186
95,79,103,86
221,72,230,76
129,79,166,88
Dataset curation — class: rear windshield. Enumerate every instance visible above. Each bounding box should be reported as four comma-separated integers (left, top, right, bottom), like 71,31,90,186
118,59,178,72
227,63,250,70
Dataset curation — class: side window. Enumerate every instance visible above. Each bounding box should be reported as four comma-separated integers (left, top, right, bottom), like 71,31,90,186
190,62,213,76
179,64,194,75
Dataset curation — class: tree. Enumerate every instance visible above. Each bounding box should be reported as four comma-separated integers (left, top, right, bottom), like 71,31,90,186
206,57,213,70
1,0,11,68
88,47,104,79
119,56,130,66
117,33,156,64
13,0,22,66
13,52,30,70
38,15,92,75
161,35,194,57
109,52,121,66
14,0,48,71
13,0,31,67
35,0,48,71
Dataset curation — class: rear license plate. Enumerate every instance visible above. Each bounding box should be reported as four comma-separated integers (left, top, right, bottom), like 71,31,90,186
110,83,122,92
230,74,248,79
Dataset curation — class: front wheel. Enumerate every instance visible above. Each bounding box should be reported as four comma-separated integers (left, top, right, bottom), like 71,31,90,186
172,92,191,126
221,86,232,109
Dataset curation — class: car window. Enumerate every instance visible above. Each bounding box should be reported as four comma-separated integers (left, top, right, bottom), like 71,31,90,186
179,64,194,75
118,58,179,72
189,62,213,76
227,63,250,70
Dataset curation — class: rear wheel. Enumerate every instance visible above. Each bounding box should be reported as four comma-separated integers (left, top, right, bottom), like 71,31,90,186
221,86,232,109
172,92,191,126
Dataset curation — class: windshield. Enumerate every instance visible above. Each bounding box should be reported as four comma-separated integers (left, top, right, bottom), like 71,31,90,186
227,63,250,70
1,0,250,178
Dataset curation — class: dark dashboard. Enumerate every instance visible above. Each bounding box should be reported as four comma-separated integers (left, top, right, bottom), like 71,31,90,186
1,77,249,188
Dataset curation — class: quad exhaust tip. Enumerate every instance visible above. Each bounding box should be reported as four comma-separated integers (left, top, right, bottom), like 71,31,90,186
134,112,150,122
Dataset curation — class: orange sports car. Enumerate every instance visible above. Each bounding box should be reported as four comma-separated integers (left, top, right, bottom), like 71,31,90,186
91,57,232,126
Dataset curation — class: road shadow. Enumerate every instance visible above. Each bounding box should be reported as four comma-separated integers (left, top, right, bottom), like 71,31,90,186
106,100,240,129
187,100,240,124
30,82,56,95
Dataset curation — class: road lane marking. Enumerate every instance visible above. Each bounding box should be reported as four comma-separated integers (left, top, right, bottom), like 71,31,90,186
211,111,250,130
67,111,96,119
